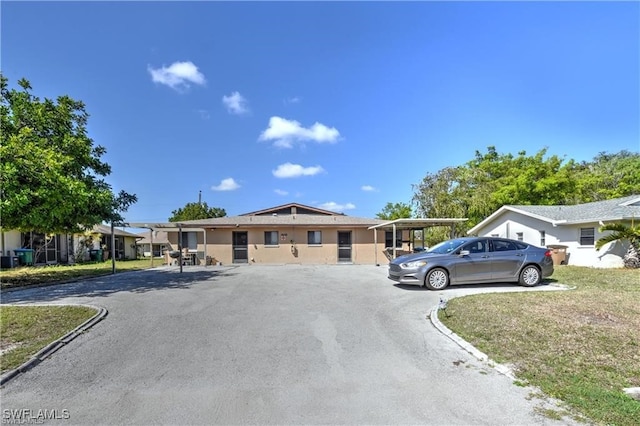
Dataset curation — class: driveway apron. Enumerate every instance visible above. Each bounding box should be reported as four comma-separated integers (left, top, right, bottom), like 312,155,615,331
0,265,576,425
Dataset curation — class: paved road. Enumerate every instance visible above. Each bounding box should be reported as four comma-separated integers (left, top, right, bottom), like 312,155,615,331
1,265,577,425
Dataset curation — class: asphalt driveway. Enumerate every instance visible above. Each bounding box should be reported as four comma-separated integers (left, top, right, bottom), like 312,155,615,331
1,265,576,425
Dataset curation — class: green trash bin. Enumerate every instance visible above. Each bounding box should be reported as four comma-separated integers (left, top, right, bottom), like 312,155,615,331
14,249,34,266
89,249,103,261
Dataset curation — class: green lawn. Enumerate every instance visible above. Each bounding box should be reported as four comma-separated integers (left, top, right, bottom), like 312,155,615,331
1,305,98,373
440,266,640,426
0,258,163,290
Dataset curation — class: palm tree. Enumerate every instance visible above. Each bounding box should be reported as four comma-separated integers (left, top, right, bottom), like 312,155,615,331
596,222,640,269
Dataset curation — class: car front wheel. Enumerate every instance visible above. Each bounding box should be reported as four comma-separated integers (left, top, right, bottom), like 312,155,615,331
425,268,449,290
519,265,541,287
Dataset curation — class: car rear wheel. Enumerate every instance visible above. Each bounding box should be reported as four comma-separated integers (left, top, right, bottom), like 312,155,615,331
519,265,541,287
425,268,449,290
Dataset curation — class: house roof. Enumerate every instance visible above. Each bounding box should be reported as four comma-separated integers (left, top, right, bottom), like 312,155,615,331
128,203,385,230
92,224,143,238
468,195,640,234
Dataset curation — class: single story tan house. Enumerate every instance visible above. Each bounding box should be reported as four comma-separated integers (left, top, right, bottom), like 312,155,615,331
131,203,466,266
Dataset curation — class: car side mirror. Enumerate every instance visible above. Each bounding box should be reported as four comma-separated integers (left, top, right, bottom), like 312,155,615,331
459,250,470,256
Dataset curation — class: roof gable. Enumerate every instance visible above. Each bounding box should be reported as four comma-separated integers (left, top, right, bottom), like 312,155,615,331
240,202,343,217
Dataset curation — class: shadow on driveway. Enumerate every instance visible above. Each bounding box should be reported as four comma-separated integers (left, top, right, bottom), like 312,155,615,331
0,267,238,304
393,281,552,292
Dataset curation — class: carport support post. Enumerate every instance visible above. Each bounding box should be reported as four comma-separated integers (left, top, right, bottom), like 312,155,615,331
111,222,116,274
178,224,183,273
150,229,154,268
392,223,397,259
373,229,378,266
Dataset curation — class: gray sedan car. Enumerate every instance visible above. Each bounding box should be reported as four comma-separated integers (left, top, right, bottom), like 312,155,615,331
388,237,554,290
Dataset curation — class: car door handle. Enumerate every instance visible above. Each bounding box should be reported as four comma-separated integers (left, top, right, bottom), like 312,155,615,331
481,255,490,258
516,253,524,257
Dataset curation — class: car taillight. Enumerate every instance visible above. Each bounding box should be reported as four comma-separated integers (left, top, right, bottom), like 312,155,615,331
544,250,552,257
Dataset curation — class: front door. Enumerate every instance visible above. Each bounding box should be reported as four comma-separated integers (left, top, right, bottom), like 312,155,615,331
232,232,248,263
337,231,352,263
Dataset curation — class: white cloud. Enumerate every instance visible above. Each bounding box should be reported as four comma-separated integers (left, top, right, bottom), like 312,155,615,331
222,91,249,115
361,185,377,192
259,116,340,148
148,61,206,91
318,202,356,212
211,178,240,191
272,163,325,178
196,109,210,120
284,96,301,105
274,189,289,196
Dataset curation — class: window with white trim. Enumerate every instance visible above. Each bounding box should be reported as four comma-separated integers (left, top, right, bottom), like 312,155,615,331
540,230,546,247
264,231,279,246
580,228,595,245
516,232,524,241
307,231,322,245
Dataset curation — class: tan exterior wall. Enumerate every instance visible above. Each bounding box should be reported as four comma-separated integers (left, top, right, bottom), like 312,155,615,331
167,227,390,265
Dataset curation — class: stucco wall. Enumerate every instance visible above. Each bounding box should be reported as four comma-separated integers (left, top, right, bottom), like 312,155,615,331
168,227,388,265
1,230,22,257
472,211,626,268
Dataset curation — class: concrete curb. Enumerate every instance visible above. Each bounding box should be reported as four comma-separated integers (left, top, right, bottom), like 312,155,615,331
428,283,575,380
0,304,108,386
429,304,517,380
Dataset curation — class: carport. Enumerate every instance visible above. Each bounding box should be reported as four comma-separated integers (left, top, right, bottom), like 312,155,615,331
368,218,468,265
127,222,208,272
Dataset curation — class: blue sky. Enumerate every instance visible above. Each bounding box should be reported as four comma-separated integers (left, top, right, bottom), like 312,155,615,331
3,1,639,222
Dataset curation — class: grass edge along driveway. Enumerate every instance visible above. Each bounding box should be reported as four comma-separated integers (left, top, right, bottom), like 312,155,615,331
0,258,160,290
0,305,98,374
440,266,640,426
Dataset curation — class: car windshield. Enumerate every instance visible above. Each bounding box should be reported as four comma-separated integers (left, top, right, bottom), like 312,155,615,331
427,238,468,254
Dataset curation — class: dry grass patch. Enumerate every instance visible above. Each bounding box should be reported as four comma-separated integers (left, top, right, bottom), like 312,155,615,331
0,305,97,373
440,266,640,426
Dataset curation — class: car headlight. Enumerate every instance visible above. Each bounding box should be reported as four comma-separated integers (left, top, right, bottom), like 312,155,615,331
400,260,427,269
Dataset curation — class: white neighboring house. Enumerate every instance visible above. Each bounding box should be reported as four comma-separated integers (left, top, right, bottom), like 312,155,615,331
467,195,640,268
0,224,140,266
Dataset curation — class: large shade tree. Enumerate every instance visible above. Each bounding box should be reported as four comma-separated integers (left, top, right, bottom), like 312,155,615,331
0,75,137,233
412,146,639,234
168,202,226,222
376,202,412,220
